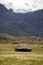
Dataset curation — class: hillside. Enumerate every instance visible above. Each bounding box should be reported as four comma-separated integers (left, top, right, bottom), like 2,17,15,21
0,33,43,44
0,4,43,37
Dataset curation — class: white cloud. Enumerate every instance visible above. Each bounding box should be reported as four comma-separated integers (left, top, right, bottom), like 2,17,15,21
0,0,43,13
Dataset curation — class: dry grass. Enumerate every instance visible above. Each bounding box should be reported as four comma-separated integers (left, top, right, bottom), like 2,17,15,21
0,44,43,65
0,34,43,65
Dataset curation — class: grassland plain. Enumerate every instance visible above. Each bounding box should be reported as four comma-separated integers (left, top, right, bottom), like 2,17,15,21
0,44,43,65
0,34,43,65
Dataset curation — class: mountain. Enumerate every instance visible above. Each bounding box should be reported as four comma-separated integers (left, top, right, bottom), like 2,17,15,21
0,4,43,37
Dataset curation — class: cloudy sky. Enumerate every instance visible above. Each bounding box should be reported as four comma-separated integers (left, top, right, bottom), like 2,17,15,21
0,0,43,13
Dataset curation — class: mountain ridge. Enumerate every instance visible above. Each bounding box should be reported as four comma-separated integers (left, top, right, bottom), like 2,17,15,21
0,4,43,37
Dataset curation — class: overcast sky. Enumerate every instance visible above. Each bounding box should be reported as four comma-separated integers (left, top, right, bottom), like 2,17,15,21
0,0,43,13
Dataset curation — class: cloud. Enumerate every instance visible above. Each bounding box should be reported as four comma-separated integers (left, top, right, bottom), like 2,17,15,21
0,0,43,13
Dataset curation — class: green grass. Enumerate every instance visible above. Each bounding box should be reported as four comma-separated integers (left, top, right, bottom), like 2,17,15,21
0,44,43,65
0,44,43,54
0,57,43,65
30,44,43,53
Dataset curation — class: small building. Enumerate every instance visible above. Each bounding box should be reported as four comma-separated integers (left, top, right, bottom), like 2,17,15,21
15,44,32,52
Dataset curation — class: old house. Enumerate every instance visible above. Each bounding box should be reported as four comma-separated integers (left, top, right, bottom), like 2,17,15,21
15,44,32,52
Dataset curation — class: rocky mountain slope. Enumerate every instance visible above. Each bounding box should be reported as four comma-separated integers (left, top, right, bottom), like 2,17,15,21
0,4,43,37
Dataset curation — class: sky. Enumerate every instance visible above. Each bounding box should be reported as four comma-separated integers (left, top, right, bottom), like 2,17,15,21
0,0,43,13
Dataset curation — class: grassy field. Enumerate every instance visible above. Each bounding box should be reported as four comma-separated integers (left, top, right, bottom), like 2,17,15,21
0,44,43,65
